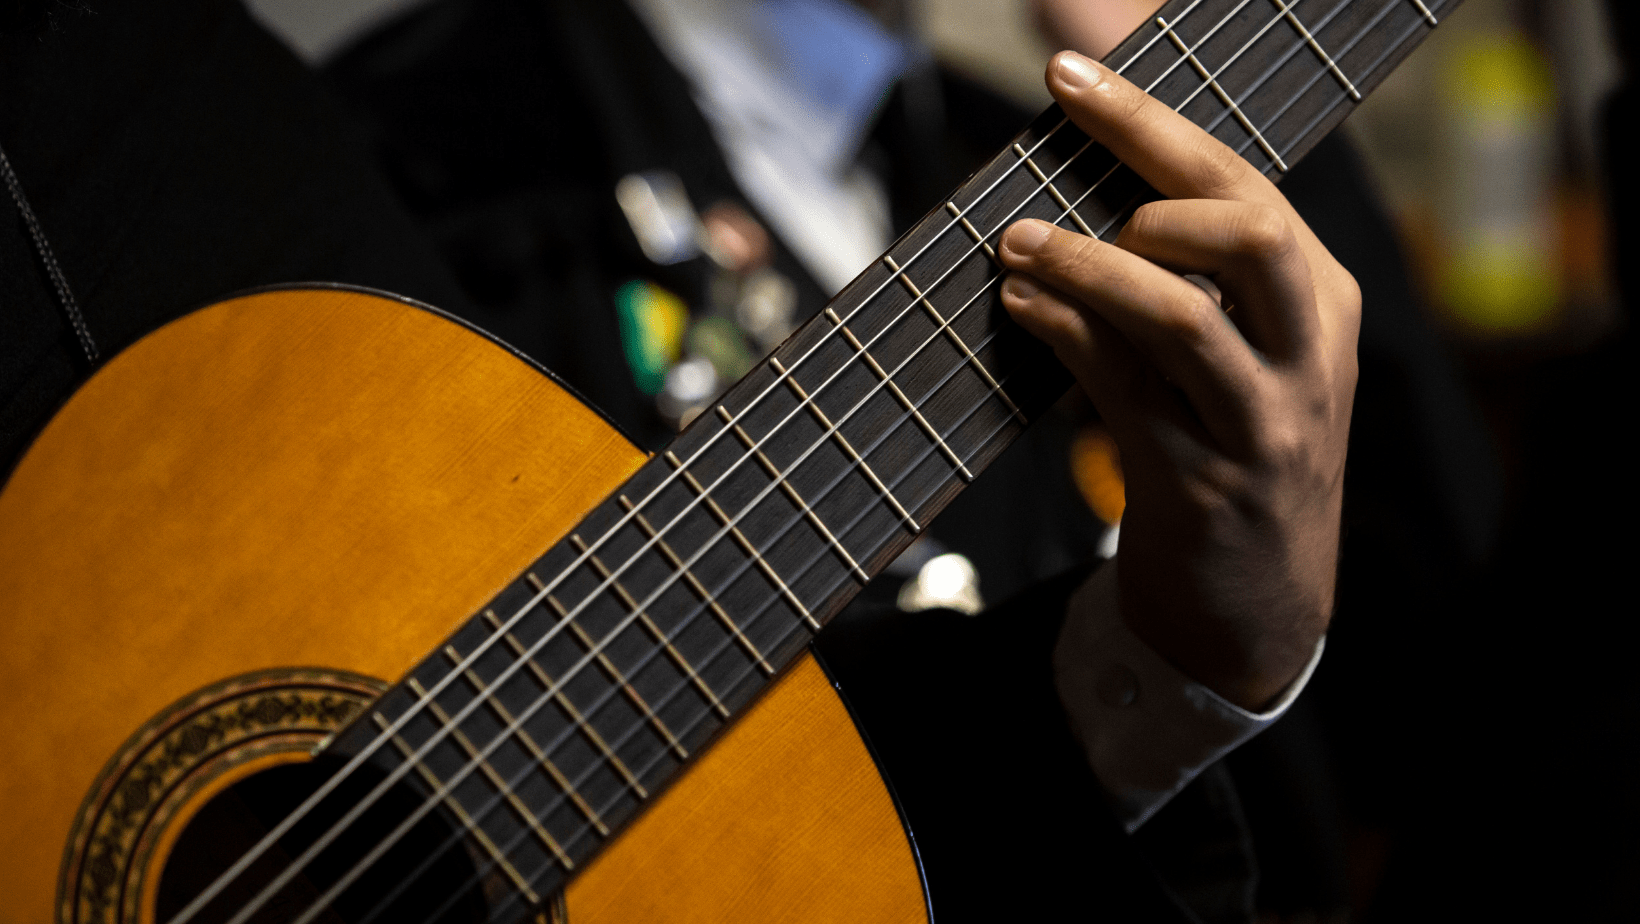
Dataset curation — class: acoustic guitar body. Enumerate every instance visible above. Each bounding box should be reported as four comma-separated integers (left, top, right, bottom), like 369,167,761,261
0,288,930,924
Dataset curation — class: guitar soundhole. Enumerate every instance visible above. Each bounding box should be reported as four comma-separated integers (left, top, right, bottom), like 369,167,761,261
155,757,490,924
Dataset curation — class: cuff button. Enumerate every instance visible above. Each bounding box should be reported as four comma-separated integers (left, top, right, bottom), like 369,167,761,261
1096,664,1140,708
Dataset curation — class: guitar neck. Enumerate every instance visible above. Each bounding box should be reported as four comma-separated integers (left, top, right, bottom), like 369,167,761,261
328,0,1457,914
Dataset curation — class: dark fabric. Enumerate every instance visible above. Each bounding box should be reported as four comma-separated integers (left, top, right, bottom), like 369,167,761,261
325,0,779,451
1351,5,1637,919
0,0,470,475
1239,129,1503,918
816,569,1231,923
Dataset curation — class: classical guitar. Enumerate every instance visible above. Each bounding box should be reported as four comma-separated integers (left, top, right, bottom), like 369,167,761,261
0,1,1453,921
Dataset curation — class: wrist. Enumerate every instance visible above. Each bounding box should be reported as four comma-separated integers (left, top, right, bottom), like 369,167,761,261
1117,576,1329,711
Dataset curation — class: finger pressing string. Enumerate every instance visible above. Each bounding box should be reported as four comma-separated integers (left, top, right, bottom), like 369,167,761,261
999,219,1265,446
1047,51,1284,210
1113,199,1320,363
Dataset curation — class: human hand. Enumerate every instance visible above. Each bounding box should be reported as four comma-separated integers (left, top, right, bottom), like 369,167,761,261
998,52,1360,711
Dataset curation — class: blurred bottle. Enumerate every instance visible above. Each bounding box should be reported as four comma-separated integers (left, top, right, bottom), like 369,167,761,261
1437,25,1560,334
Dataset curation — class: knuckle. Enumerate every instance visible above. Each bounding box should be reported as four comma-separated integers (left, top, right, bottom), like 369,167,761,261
1248,388,1349,488
1189,139,1249,198
1183,455,1247,512
1229,204,1294,257
1056,231,1108,278
1335,351,1360,396
1333,268,1364,319
1256,419,1310,471
1041,304,1087,345
1161,286,1223,345
1124,200,1174,243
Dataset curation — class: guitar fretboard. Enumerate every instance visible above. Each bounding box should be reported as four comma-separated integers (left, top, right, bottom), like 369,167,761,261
316,0,1455,918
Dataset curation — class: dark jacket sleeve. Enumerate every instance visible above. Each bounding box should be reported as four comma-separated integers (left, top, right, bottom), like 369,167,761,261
814,567,1256,923
0,0,471,473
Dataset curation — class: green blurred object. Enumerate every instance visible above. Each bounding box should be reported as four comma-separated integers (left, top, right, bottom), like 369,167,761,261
688,315,756,383
614,279,689,394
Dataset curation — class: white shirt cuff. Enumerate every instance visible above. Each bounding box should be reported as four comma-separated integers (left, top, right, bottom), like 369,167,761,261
1051,562,1324,832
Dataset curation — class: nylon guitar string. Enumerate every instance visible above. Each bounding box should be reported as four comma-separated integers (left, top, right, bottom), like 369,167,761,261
176,0,1436,919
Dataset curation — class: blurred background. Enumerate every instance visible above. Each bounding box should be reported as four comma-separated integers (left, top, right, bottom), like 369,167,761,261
245,0,1635,919
242,0,1628,378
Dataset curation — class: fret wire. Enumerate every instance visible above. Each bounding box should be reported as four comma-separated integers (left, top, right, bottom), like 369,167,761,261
767,355,921,534
1271,0,1362,100
244,5,1441,920
1154,0,1318,163
824,306,976,481
1158,12,1290,171
174,7,1240,914
883,253,1026,424
1110,0,1221,83
1253,0,1443,174
471,613,651,797
363,80,1264,914
404,676,608,838
224,19,1236,921
1202,0,1359,133
370,713,549,901
617,493,777,675
1011,143,1098,238
714,404,871,584
453,329,1043,924
290,703,557,924
665,450,821,633
568,533,733,719
1159,0,1360,172
287,44,1212,924
1117,0,1255,107
529,582,691,760
439,643,642,824
387,150,1157,924
946,201,1001,263
232,111,1092,924
1136,0,1266,114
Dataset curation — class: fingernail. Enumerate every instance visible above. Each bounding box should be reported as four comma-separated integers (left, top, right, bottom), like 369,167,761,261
1003,220,1052,256
1003,274,1040,300
1056,52,1104,91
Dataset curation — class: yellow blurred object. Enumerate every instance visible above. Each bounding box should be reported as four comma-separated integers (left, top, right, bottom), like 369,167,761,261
1438,31,1560,334
1070,425,1125,526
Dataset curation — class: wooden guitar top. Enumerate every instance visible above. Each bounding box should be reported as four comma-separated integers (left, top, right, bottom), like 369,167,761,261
0,287,925,924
